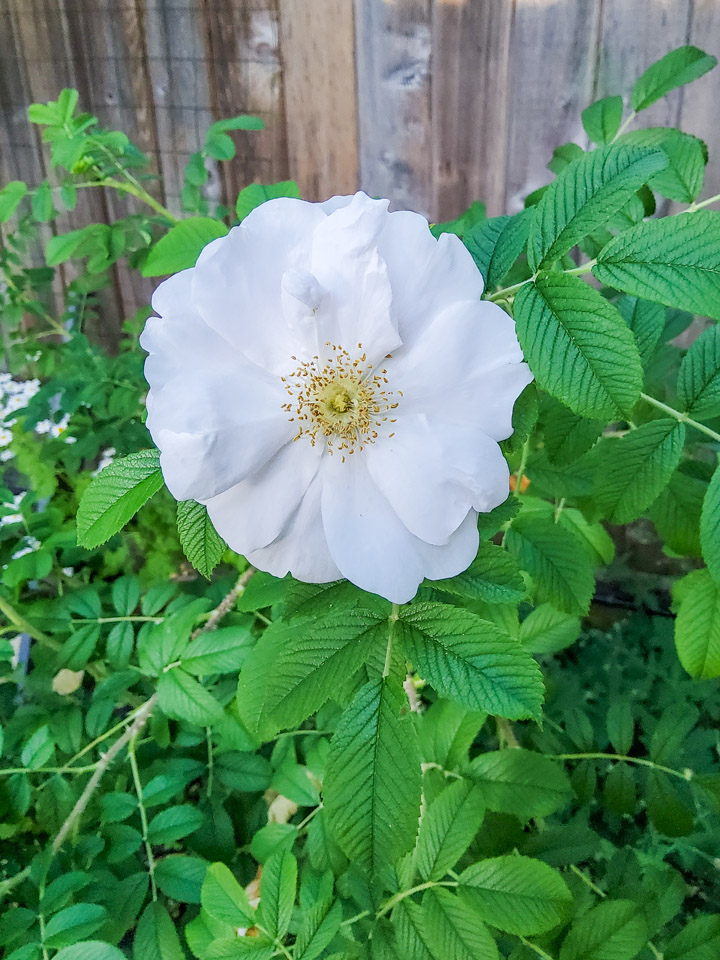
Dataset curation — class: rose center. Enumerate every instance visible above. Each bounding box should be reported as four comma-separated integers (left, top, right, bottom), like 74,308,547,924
280,342,400,459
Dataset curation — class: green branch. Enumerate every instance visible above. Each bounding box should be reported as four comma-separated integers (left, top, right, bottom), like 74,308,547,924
641,392,720,444
553,751,691,781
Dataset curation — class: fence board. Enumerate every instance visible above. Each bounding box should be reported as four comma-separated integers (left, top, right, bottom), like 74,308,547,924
355,0,433,216
278,0,358,200
679,0,720,202
431,0,513,219
503,0,603,213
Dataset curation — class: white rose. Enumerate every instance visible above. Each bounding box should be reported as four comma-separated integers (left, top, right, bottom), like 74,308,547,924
141,193,532,602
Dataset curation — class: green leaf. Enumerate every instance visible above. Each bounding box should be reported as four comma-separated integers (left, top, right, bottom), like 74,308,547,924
157,668,224,725
294,899,343,960
205,132,236,161
596,419,686,523
398,602,544,721
459,855,572,935
133,902,185,960
528,143,667,270
112,575,140,616
208,114,265,136
44,904,107,949
393,898,436,959
53,944,126,960
631,45,717,112
155,856,207,903
181,625,252,675
505,514,595,615
77,449,163,549
519,604,581,654
177,500,227,579
616,296,665,368
142,218,228,277
650,467,706,556
21,725,54,770
581,96,623,144
559,899,648,960
514,274,642,419
236,607,387,741
415,779,486,881
201,862,254,926
678,324,720,419
32,181,55,222
665,915,720,960
543,399,603,467
0,181,28,221
622,128,706,202
701,463,720,580
465,210,531,291
235,181,301,221
422,888,499,960
431,542,526,604
468,749,572,820
674,568,720,678
593,211,720,320
257,850,296,940
184,152,208,187
324,676,421,876
147,804,204,845
606,701,634,756
61,624,100,670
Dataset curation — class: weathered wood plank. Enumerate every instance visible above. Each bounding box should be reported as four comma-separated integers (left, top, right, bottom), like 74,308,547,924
678,0,720,202
278,0,358,200
201,0,288,208
143,0,214,214
355,0,433,215
594,0,692,132
431,0,514,219
503,0,603,213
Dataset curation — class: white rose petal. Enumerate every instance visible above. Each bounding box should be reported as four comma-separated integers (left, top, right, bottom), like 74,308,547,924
142,192,532,602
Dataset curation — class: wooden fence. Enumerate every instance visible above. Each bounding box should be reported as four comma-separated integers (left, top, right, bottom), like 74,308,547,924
1,0,719,331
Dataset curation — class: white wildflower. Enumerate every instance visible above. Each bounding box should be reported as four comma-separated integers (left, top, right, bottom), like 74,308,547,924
141,192,532,602
92,447,116,476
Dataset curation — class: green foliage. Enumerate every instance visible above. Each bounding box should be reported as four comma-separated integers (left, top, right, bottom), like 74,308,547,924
514,274,642,419
142,218,228,276
1,45,720,960
76,450,164,548
593,211,720,319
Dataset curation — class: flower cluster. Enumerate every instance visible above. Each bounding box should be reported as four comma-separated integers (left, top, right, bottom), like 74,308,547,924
142,192,531,602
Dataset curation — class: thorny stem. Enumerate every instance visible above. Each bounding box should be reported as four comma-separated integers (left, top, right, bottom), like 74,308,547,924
206,727,214,800
192,566,256,637
0,763,98,777
553,752,692,781
128,728,158,901
640,392,720,444
52,694,159,853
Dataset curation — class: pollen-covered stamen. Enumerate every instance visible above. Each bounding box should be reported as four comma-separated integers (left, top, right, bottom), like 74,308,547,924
280,342,400,459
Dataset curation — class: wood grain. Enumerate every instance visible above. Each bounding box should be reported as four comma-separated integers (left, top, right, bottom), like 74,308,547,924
355,0,433,215
278,0,358,200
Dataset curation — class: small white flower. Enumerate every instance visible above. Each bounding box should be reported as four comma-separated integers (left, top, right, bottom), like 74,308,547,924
142,192,532,602
0,428,12,447
1,449,15,462
92,447,116,476
12,536,40,560
1,513,23,527
62,566,75,576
